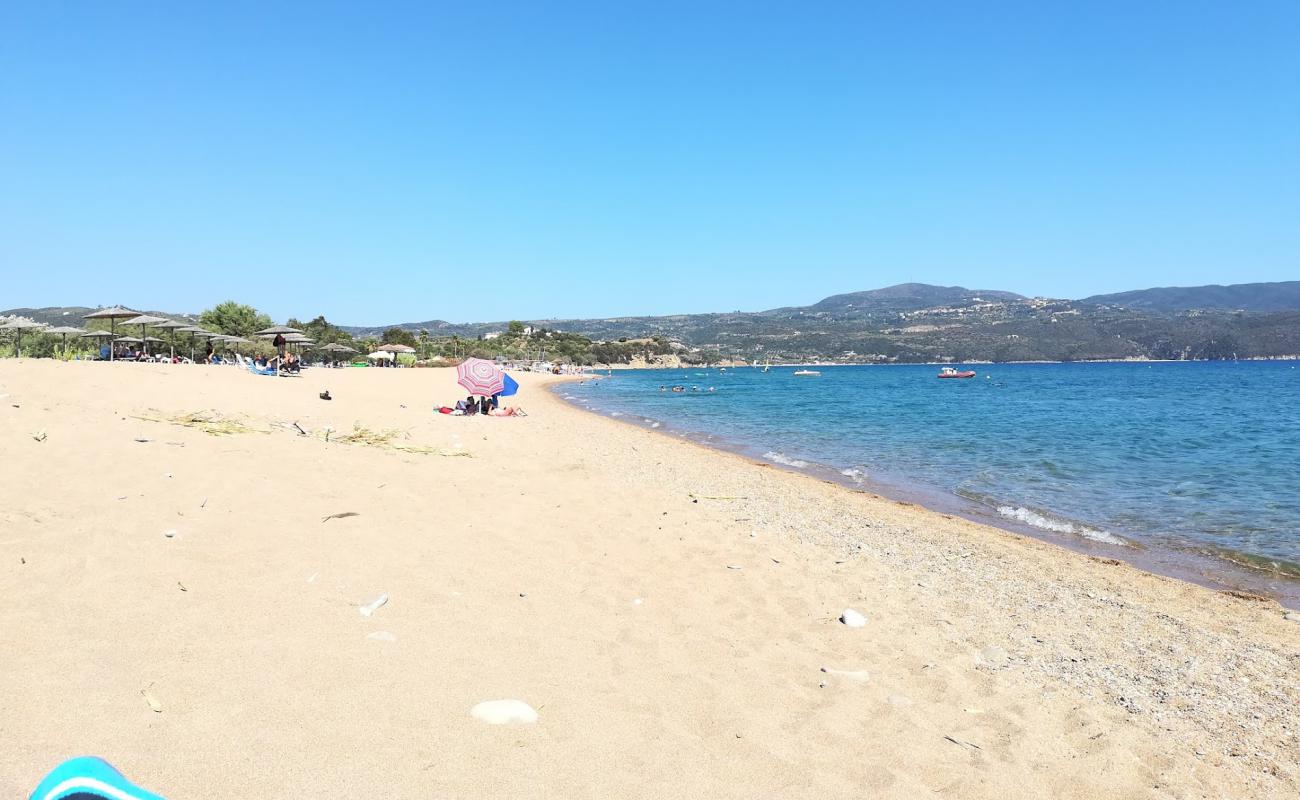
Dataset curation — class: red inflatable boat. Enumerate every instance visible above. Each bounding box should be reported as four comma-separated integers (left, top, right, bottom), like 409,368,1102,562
937,367,976,379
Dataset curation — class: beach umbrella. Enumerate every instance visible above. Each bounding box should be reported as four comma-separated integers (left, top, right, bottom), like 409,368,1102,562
457,357,505,396
150,319,192,359
367,350,395,360
174,325,208,360
499,373,520,397
2,318,47,358
115,336,142,357
256,325,303,354
254,325,303,336
321,342,356,365
82,307,139,362
80,329,115,358
122,315,169,355
381,343,415,353
45,325,86,358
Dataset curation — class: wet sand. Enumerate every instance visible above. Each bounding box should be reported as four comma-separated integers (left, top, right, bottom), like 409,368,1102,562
1,360,1296,799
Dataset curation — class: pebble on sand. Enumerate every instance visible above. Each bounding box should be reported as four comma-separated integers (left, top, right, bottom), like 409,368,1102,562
471,699,538,725
840,609,867,628
1284,612,1300,622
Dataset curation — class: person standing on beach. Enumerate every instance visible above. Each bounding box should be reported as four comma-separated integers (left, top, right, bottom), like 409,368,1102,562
272,332,286,362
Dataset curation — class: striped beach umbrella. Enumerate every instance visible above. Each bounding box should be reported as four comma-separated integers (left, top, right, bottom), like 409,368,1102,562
456,357,505,396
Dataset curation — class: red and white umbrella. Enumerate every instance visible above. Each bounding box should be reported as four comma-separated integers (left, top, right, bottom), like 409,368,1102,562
456,357,505,395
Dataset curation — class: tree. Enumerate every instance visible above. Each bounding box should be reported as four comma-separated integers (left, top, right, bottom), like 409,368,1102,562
298,315,354,346
418,329,430,359
381,327,417,347
507,320,526,337
199,301,273,338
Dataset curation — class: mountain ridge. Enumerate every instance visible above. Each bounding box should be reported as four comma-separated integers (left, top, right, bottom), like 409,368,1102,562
7,281,1300,363
1080,281,1300,312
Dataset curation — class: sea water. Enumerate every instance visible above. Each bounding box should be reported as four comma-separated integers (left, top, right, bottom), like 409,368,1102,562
563,362,1300,579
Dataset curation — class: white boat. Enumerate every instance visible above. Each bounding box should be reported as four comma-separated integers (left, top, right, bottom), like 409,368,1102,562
793,369,820,376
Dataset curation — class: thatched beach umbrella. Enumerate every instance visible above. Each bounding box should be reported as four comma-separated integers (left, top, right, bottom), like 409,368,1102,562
45,325,86,358
79,329,115,358
82,307,139,361
255,325,303,355
121,315,169,355
150,319,192,359
2,318,47,358
173,326,208,360
115,336,143,357
321,342,356,366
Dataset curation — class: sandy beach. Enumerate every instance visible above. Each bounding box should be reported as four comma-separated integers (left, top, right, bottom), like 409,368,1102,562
1,360,1296,799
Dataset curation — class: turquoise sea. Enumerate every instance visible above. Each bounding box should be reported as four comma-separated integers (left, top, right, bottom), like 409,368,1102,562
560,362,1300,591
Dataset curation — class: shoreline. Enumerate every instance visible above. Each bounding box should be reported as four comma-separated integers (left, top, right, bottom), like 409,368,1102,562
551,377,1300,609
3,361,1297,798
604,356,1300,369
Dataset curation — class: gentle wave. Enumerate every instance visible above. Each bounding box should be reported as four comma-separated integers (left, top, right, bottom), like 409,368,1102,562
997,506,1127,546
764,451,809,468
557,362,1300,577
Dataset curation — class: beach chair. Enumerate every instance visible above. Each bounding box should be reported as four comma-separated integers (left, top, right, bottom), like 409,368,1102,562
243,355,277,376
29,756,166,800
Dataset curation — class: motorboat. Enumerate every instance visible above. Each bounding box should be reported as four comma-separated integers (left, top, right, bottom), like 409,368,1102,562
937,367,976,379
793,369,821,376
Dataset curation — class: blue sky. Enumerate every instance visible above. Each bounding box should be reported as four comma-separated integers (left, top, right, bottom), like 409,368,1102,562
2,2,1296,324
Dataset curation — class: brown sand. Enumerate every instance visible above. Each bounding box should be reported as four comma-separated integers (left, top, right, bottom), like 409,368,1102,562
1,360,1296,799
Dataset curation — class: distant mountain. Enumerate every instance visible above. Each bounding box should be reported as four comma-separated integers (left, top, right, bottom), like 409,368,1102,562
0,306,200,327
1080,282,1300,313
9,281,1300,363
332,281,1300,363
808,283,1024,312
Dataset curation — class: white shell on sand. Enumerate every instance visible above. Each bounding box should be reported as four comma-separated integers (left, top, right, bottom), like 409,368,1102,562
359,594,389,617
471,699,538,725
840,608,867,627
162,529,178,538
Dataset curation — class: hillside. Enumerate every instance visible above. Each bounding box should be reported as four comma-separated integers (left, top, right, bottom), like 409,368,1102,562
8,282,1300,363
1081,282,1300,313
333,282,1300,363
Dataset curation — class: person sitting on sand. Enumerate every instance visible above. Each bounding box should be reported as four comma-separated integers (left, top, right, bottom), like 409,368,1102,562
463,396,478,416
